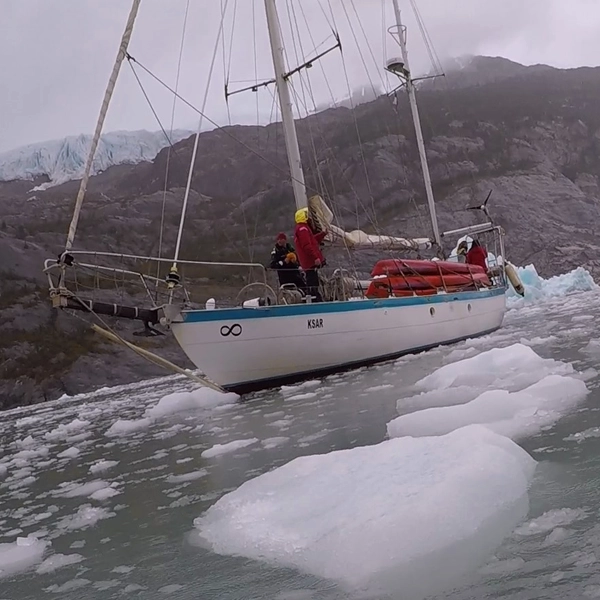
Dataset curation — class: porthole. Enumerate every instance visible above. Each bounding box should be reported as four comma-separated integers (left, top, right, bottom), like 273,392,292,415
430,307,435,317
467,304,472,312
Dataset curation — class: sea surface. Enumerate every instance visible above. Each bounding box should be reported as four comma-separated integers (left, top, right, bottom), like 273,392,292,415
2,289,600,599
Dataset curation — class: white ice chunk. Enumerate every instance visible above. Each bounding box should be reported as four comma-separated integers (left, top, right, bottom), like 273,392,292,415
15,416,42,428
36,552,83,574
57,447,80,459
285,392,318,402
90,486,121,501
55,505,115,531
45,578,90,593
514,508,587,536
195,425,535,597
45,419,90,441
201,438,259,459
261,437,290,449
89,459,119,474
58,480,112,498
145,388,239,419
112,565,134,573
105,418,153,437
414,343,573,394
166,470,208,484
123,583,146,593
93,580,121,590
388,374,588,441
0,536,48,578
159,584,184,594
565,427,600,443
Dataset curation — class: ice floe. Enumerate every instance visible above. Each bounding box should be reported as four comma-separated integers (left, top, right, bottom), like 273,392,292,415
166,470,208,484
201,438,259,459
0,536,48,578
89,459,119,474
388,344,588,440
195,425,535,597
513,508,587,536
55,505,115,532
36,552,83,574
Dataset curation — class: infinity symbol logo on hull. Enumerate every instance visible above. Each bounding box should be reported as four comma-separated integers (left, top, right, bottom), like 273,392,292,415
220,324,242,337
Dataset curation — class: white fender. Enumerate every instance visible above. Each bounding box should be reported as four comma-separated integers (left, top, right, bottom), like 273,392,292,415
506,262,525,297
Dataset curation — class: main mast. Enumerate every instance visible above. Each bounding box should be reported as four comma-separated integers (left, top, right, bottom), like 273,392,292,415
390,0,441,248
263,0,307,210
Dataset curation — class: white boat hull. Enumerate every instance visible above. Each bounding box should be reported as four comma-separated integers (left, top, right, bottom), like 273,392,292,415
171,288,506,393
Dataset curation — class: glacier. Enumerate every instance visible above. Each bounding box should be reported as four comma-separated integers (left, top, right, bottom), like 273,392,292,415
0,129,193,191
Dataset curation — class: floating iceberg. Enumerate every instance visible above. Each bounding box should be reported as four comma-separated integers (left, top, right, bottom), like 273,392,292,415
506,264,598,308
448,237,597,307
387,343,588,441
195,425,535,598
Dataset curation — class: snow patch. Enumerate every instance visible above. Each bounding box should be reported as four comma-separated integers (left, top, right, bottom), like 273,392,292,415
195,425,535,597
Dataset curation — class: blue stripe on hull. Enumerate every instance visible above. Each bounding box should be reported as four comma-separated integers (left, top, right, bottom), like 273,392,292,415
225,325,502,395
183,286,506,323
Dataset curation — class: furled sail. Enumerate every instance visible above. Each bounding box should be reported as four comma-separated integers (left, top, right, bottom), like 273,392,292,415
308,195,432,251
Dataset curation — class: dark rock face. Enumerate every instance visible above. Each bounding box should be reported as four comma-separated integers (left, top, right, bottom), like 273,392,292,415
1,55,599,409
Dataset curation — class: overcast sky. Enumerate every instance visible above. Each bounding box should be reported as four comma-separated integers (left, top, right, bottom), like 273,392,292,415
1,0,599,153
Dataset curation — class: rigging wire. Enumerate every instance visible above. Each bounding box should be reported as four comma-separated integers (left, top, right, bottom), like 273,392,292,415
125,55,325,199
339,1,379,101
349,0,387,95
170,0,232,275
126,62,186,171
155,0,191,298
295,0,393,241
409,0,443,75
297,2,338,107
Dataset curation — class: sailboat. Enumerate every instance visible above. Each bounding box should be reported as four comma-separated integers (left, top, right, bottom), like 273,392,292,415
45,0,520,394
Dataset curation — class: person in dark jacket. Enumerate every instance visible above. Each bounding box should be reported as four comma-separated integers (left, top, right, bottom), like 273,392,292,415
466,239,488,271
269,233,305,289
294,208,327,302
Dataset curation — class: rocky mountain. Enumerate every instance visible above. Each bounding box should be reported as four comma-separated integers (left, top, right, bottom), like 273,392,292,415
2,55,600,409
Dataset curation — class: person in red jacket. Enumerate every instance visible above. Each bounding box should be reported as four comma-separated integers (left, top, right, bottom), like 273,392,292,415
465,239,488,272
294,207,327,302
